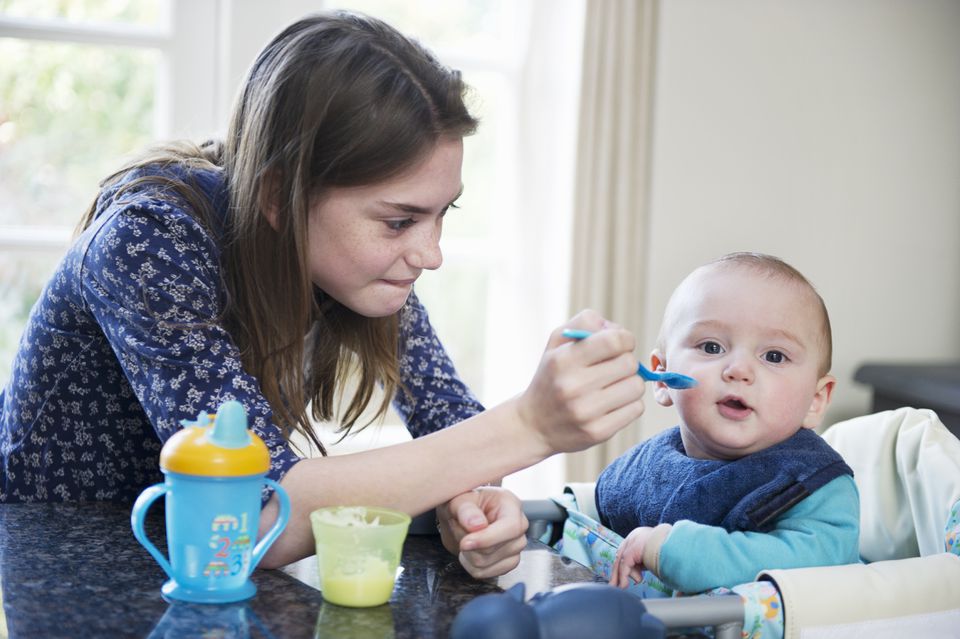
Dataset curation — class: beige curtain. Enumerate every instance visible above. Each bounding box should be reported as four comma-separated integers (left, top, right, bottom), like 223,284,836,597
564,0,659,482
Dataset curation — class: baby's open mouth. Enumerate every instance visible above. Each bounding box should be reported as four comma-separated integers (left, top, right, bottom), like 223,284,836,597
717,396,753,420
721,398,748,410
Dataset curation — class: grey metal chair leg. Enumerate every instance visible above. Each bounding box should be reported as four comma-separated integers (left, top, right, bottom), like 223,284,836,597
714,620,745,639
643,594,745,638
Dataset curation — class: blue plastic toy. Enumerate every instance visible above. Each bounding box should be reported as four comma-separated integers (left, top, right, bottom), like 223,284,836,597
450,582,665,639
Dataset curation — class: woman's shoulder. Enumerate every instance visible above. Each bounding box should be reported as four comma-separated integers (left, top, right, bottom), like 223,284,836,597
83,163,227,260
69,187,223,310
93,161,227,228
73,167,228,321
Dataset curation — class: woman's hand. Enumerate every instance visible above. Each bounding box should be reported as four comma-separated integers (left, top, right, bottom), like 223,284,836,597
516,309,646,455
436,487,529,579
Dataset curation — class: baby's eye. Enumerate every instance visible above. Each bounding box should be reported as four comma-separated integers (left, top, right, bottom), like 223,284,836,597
764,350,787,364
699,341,723,355
386,218,416,231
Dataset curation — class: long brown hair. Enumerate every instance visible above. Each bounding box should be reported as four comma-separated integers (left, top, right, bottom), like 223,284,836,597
77,11,478,453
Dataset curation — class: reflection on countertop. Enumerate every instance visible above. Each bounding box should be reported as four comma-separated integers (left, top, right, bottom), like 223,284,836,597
0,502,599,638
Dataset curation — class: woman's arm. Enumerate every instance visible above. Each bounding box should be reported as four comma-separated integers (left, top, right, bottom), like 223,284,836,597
81,193,644,573
258,316,647,568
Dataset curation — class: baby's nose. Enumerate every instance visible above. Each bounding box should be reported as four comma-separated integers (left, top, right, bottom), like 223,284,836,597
722,358,754,383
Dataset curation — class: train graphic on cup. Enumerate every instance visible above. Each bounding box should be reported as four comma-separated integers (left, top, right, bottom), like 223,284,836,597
131,401,291,603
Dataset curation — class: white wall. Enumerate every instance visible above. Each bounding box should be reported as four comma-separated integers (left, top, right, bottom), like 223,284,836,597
639,0,960,436
215,0,326,129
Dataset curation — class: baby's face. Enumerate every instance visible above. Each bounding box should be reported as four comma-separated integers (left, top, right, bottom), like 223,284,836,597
657,265,833,461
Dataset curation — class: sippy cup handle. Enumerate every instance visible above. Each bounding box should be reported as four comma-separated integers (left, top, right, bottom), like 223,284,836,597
131,479,290,579
131,483,176,580
249,478,291,569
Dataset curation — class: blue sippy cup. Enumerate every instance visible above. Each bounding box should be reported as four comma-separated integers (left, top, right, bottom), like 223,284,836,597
131,400,291,603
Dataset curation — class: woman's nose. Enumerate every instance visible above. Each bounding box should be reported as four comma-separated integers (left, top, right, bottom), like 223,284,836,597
407,224,443,270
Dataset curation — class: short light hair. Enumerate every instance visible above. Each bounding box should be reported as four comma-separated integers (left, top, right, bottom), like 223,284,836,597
659,252,832,376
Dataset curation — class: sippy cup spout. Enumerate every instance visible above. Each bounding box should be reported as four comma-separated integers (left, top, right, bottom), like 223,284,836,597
159,401,270,477
209,400,252,449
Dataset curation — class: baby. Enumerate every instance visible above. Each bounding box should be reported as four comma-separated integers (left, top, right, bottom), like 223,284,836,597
598,252,860,593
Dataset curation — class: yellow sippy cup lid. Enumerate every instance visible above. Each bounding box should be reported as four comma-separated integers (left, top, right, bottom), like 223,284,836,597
160,401,270,477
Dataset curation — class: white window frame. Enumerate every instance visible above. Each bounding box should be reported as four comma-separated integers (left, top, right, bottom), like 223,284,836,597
0,0,222,253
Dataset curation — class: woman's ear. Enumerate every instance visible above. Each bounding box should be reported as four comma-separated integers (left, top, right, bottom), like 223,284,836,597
650,351,674,407
259,170,281,231
801,374,836,430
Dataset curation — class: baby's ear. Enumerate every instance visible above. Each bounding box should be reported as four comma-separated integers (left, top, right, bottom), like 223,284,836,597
650,351,673,407
801,374,836,429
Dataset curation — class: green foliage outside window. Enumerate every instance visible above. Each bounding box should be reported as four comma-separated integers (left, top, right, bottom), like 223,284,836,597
0,39,157,226
0,0,160,381
0,0,161,25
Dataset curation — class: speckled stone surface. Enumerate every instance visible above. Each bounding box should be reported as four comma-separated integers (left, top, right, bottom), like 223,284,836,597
0,502,599,638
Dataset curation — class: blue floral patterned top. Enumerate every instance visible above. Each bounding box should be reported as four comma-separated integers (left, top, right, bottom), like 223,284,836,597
0,165,484,503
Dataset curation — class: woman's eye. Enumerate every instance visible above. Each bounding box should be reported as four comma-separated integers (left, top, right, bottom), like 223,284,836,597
442,202,459,217
764,350,787,364
699,341,723,355
386,218,416,231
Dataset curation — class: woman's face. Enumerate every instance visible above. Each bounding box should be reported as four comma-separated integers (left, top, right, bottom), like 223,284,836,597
306,137,464,317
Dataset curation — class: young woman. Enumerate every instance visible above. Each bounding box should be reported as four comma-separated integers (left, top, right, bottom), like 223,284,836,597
0,11,645,576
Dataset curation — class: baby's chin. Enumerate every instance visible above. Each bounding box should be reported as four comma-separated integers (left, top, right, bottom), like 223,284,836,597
678,425,758,461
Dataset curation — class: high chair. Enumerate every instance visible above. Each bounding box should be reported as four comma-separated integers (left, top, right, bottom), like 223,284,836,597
524,407,960,639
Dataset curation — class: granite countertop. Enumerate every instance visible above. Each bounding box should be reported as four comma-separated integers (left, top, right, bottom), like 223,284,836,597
0,502,599,638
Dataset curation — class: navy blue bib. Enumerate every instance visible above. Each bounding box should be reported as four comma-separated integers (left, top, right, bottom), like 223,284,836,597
596,427,853,537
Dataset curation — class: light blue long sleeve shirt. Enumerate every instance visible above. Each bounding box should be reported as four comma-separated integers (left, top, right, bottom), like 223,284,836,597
657,475,860,593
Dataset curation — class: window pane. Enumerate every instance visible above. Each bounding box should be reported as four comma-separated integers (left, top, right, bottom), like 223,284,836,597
0,0,166,26
0,251,60,381
413,263,490,397
450,69,506,241
330,0,520,54
0,38,158,226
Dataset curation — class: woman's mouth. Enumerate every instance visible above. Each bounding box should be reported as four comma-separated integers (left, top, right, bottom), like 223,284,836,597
381,278,416,288
717,395,753,420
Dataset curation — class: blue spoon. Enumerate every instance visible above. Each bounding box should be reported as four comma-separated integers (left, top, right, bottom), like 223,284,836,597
561,329,698,390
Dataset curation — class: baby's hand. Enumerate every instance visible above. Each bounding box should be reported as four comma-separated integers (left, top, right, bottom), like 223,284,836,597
610,526,654,588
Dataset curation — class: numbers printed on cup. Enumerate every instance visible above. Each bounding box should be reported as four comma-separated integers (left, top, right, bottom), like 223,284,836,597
207,512,252,577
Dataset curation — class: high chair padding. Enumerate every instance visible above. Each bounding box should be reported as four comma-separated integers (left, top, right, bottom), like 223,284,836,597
822,407,960,560
759,553,960,639
562,482,600,522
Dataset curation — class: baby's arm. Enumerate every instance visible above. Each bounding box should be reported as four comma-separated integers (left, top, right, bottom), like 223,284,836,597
610,525,670,588
654,475,860,593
